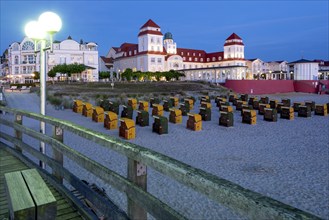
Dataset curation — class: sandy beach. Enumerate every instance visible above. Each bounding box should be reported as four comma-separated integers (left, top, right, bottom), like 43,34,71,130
1,91,329,219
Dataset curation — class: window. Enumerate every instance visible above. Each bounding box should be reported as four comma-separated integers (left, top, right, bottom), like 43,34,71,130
22,41,34,50
218,57,222,60
199,53,201,57
212,57,216,61
157,38,160,44
207,58,209,62
195,58,198,62
201,58,203,62
151,58,155,63
181,52,184,55
15,67,19,74
193,53,195,56
189,57,192,61
151,46,154,51
157,46,160,51
183,57,186,61
187,52,190,56
14,56,19,64
151,37,154,43
129,51,131,56
157,58,162,63
28,55,34,64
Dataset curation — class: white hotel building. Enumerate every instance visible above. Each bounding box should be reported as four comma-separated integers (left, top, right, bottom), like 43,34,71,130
107,19,248,82
3,36,99,83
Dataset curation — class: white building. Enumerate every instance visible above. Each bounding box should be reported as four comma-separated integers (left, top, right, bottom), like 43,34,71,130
4,36,99,83
288,59,319,80
246,59,289,80
107,19,247,82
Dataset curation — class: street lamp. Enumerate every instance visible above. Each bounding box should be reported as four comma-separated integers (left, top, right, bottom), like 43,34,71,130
25,11,62,169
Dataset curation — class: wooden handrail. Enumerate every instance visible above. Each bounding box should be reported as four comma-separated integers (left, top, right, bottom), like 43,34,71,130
0,106,322,220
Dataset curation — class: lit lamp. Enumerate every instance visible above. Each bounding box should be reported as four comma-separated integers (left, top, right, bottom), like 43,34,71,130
24,11,62,169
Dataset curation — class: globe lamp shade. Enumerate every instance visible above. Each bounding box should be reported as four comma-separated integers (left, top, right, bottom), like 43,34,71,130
38,11,62,34
25,21,46,40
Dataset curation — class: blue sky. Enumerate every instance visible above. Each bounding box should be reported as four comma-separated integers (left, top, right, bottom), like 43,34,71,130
1,1,328,62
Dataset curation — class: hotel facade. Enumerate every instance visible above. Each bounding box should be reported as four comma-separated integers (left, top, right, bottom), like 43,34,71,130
1,36,99,83
107,19,248,82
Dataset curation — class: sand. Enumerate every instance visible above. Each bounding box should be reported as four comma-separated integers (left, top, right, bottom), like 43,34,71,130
1,90,328,219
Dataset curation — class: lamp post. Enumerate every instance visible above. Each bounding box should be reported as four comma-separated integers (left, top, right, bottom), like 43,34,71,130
25,11,62,169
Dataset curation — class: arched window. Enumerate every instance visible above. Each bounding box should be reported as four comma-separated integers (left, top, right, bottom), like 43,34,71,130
22,41,34,50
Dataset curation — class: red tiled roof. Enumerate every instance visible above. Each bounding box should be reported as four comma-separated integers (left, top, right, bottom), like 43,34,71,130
206,52,224,61
112,47,120,52
175,48,225,63
138,30,163,37
224,42,244,46
226,33,242,40
224,33,244,46
140,19,160,29
100,56,113,63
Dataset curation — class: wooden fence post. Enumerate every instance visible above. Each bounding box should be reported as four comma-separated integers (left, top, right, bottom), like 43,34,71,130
14,114,22,153
127,158,147,220
52,126,63,183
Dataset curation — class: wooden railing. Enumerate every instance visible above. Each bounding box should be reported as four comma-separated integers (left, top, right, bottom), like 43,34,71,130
0,106,322,220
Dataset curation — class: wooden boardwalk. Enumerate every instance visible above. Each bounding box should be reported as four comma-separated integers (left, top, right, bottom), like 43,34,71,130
0,148,84,220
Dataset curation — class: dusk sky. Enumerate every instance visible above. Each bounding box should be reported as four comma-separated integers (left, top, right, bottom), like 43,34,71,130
1,1,328,62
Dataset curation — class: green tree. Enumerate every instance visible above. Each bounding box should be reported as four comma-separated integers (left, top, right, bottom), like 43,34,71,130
121,68,133,81
99,71,110,80
49,63,86,78
33,71,40,80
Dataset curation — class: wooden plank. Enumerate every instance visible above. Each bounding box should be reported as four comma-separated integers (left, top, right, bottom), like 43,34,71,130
56,211,81,220
21,169,57,220
56,206,76,216
4,171,35,219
